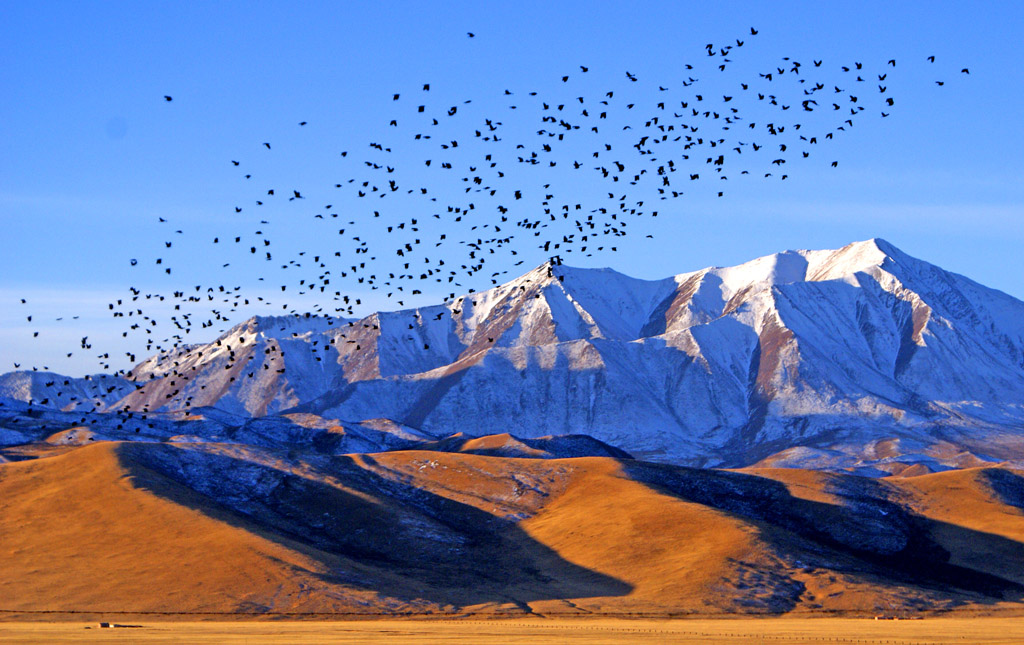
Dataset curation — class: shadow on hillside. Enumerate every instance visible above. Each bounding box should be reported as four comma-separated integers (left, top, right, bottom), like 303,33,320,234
621,460,1024,607
116,442,631,611
980,468,1024,511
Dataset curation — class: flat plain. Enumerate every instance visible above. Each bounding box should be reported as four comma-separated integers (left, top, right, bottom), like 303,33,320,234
1,617,1023,644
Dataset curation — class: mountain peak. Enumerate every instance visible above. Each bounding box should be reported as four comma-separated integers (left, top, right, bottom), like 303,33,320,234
476,240,916,310
794,238,910,284
832,237,903,264
865,236,899,255
219,313,346,343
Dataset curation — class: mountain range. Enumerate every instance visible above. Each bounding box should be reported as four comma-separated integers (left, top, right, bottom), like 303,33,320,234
4,238,1024,473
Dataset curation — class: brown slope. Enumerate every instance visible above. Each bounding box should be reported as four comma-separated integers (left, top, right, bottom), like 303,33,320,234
0,443,632,616
336,451,779,613
0,442,385,614
512,457,776,614
3,444,1024,617
0,445,764,615
733,466,1024,611
401,431,630,459
891,467,1024,586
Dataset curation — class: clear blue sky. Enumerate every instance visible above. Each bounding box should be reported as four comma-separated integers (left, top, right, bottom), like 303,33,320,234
3,1,1023,375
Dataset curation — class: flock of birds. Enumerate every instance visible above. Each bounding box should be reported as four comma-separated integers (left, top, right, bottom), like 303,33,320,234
12,28,969,414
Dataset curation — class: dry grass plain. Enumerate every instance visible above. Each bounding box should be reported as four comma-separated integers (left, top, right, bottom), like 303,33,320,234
1,617,1023,644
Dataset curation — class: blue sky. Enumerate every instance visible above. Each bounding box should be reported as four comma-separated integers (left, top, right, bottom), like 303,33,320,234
2,1,1023,375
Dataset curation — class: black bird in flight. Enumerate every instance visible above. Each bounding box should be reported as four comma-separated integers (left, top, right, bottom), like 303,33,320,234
40,26,968,381
163,95,172,101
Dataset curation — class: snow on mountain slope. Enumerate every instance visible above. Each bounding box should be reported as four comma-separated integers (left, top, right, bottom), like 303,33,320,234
0,371,132,412
5,239,1024,467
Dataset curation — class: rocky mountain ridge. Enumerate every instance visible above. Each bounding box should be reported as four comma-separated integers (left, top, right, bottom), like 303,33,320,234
4,238,1024,470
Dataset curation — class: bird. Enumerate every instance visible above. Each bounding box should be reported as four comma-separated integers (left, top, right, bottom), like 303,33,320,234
163,95,172,101
23,26,961,388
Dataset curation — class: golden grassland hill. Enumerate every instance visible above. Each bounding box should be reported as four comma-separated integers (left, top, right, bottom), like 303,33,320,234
2,436,1024,618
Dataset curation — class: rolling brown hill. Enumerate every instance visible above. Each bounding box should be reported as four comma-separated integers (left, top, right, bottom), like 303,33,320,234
2,439,1023,617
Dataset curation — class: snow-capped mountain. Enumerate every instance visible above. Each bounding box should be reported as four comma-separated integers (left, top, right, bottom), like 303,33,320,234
5,239,1024,468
